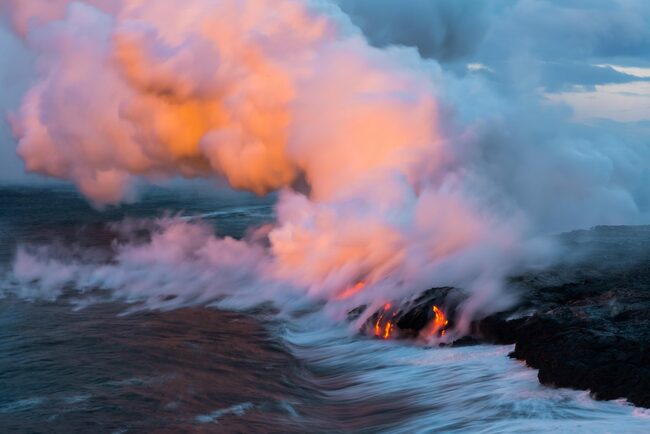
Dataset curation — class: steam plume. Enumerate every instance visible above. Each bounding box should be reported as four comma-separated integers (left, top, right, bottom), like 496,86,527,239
4,0,650,334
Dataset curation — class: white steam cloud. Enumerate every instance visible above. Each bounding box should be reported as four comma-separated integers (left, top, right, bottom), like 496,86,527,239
3,0,650,336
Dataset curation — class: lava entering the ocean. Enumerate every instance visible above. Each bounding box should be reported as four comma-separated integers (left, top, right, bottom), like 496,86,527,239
430,305,449,337
371,302,450,341
374,303,397,340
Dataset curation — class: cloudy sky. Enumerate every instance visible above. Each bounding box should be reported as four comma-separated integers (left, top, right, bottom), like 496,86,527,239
337,0,650,120
0,0,648,226
2,1,648,172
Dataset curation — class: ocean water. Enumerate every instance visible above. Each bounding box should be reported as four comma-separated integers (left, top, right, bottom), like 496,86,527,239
0,185,648,433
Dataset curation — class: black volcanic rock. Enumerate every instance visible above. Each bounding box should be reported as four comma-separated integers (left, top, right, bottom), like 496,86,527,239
395,287,458,332
360,287,462,339
494,288,650,407
360,226,650,408
476,226,650,408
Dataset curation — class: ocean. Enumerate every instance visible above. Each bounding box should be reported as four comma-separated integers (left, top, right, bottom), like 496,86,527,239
1,185,648,433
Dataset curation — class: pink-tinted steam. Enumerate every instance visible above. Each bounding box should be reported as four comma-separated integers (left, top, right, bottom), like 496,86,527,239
6,0,529,328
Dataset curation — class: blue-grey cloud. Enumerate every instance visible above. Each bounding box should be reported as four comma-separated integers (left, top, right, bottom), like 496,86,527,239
0,24,33,183
334,0,650,230
335,0,491,61
539,63,650,92
338,0,650,90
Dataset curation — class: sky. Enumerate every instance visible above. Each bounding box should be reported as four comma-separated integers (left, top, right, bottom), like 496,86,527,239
340,0,650,230
338,0,650,120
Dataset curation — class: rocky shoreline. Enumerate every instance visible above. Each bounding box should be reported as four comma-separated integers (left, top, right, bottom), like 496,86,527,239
360,226,650,408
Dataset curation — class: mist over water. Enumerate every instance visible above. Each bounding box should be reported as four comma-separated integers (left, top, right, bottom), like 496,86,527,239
1,187,649,433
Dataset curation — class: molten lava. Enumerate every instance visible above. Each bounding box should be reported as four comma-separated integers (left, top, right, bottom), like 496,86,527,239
430,305,449,337
374,303,396,340
382,321,393,339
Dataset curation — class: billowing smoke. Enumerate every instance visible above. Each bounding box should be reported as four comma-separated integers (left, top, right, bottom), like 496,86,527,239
4,0,650,336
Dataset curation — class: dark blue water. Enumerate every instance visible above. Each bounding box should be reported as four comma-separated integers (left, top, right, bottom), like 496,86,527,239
0,186,311,432
1,185,648,433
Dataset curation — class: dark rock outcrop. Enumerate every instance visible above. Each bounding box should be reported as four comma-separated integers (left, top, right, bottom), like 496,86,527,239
481,226,650,407
360,226,650,408
358,287,461,339
482,226,650,408
478,287,650,408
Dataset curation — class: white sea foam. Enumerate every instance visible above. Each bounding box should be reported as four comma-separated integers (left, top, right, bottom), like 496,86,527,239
281,316,650,434
195,402,255,424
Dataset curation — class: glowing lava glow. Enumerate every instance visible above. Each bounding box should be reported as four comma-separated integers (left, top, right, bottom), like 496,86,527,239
336,281,367,300
430,305,449,337
383,321,393,339
374,303,396,340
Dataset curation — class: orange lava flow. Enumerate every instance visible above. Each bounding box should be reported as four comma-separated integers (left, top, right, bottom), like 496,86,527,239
374,303,395,340
383,321,393,339
430,305,449,337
